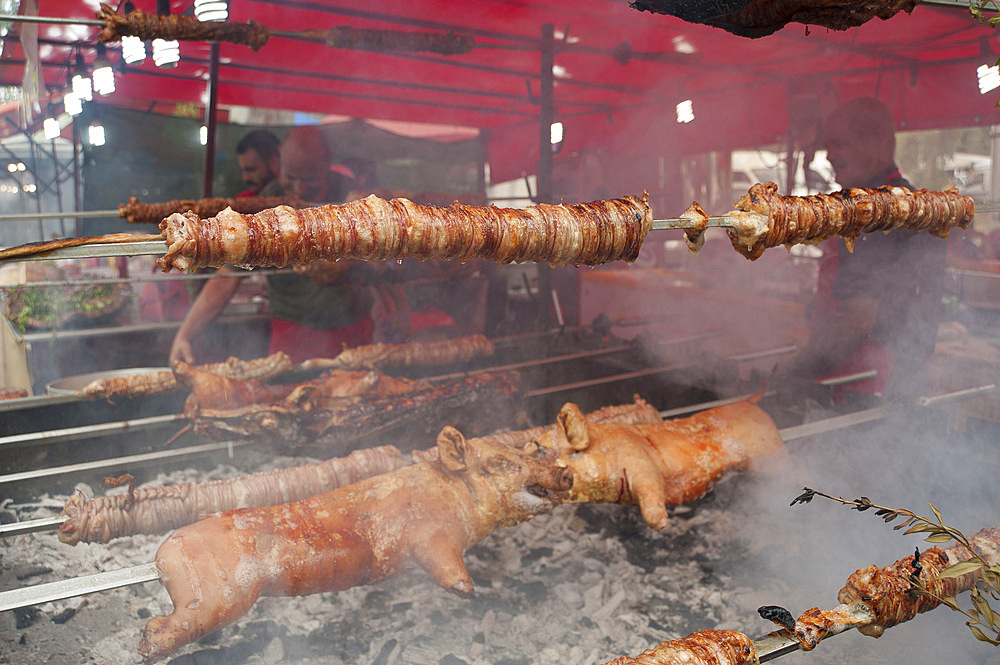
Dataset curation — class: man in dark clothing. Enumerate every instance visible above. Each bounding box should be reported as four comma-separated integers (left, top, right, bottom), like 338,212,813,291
790,96,946,399
169,126,371,364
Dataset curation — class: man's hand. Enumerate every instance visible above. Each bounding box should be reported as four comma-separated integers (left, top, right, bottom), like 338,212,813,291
169,335,196,365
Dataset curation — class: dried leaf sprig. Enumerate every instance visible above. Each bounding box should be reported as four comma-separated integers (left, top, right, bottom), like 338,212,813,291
791,487,1000,645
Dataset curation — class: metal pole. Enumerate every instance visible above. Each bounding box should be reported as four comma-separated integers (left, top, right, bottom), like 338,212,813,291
72,119,82,236
202,42,221,198
536,24,555,330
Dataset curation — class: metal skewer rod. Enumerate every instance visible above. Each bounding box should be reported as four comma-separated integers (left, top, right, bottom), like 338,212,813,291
0,440,250,487
651,216,734,231
0,413,185,450
0,562,160,613
0,239,165,262
0,209,119,221
0,13,104,27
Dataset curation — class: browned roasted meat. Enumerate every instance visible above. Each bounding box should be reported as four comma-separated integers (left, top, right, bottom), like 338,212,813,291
181,364,521,456
299,25,474,55
97,3,270,50
0,387,28,399
302,334,495,371
0,233,160,261
138,426,573,663
836,526,1000,638
534,391,786,529
724,182,974,260
118,194,306,225
156,193,653,271
764,525,1000,651
77,352,293,401
630,0,918,39
601,629,757,665
412,394,663,463
57,445,406,545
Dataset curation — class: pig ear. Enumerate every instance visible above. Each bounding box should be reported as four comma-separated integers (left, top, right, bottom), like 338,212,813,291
437,425,470,472
556,402,590,452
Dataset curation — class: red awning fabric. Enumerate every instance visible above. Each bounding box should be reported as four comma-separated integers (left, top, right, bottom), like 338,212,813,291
2,1,998,183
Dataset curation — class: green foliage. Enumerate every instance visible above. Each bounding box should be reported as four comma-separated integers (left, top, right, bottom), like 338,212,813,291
791,487,1000,646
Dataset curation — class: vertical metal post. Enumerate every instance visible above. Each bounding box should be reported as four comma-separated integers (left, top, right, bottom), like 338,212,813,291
202,42,221,198
537,24,554,205
71,120,81,236
50,136,66,237
534,24,557,331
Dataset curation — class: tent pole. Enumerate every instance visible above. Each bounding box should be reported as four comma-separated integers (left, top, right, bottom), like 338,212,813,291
536,24,555,331
202,43,221,198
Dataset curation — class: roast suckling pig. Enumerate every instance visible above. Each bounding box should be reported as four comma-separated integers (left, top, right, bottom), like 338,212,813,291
156,193,653,271
534,392,786,530
138,425,574,663
176,360,521,455
600,629,758,665
302,333,494,371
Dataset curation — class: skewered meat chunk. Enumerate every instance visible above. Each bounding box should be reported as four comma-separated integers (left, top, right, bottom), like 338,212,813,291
118,194,305,225
78,352,293,401
724,182,974,260
301,334,495,371
299,25,474,55
837,525,1000,638
766,525,1000,651
534,392,786,530
138,426,574,663
601,629,757,665
156,193,653,271
57,445,406,545
97,3,270,50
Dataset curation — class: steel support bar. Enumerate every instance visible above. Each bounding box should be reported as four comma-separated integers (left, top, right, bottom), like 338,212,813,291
0,440,250,487
0,562,160,614
0,414,184,450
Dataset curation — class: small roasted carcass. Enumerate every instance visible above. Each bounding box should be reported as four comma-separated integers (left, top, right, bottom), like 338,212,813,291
177,360,521,455
534,393,786,529
138,426,574,663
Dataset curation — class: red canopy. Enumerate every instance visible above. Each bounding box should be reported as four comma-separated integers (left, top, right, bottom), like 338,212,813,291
4,1,998,183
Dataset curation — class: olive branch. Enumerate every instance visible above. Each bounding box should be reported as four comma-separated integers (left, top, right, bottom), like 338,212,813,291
791,487,1000,645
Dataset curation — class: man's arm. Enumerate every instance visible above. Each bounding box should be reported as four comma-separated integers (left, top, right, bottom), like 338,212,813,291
169,267,242,364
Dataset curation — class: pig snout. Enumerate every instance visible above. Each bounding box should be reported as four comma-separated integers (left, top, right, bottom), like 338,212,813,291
526,465,573,498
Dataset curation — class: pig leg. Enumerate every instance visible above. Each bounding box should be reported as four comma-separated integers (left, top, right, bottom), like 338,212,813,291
138,526,266,663
411,530,476,597
627,470,670,531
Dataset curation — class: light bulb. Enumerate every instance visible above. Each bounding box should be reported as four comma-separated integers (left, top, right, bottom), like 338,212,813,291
675,99,694,124
43,117,60,140
122,36,146,64
64,92,83,116
194,0,228,21
71,73,92,102
93,65,115,95
88,123,106,147
152,39,180,68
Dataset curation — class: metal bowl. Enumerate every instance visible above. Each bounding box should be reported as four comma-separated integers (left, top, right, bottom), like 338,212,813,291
46,367,170,396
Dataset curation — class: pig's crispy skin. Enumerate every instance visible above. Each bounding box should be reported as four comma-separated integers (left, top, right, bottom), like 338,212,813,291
138,428,573,663
536,395,785,530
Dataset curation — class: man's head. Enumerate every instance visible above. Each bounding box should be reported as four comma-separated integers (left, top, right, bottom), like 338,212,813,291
236,129,281,195
279,125,333,202
823,97,897,188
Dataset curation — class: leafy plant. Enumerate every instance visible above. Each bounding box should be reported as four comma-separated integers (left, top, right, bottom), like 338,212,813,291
969,0,1000,28
791,487,1000,645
